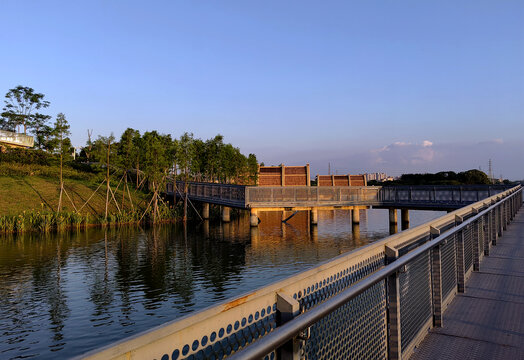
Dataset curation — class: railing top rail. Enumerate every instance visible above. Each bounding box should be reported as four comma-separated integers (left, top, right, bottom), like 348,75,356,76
176,180,247,189
379,184,512,189
245,185,378,189
228,185,522,360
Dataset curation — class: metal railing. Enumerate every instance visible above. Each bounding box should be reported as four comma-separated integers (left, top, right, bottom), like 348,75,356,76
245,186,381,207
79,185,521,360
170,182,510,210
0,129,34,148
378,185,510,207
174,181,246,207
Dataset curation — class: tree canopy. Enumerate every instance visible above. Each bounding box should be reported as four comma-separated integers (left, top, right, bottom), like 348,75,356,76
1,86,51,136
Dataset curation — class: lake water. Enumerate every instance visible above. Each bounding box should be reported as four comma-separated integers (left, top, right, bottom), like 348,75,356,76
0,208,445,359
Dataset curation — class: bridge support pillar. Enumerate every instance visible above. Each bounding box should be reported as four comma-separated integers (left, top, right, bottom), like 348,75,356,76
202,203,210,220
310,208,318,225
250,209,259,227
352,208,360,224
221,206,231,222
389,223,398,235
401,209,409,230
389,209,397,224
352,223,360,241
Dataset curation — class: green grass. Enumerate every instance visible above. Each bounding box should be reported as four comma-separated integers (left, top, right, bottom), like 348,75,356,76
0,174,149,217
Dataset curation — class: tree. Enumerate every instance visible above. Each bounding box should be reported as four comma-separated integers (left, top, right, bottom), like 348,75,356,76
1,86,51,134
176,132,196,221
53,113,72,212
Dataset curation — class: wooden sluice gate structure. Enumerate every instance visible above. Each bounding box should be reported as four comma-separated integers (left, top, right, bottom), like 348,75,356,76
79,186,522,360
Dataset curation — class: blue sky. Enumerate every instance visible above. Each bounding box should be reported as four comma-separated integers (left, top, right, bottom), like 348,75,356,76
1,1,523,178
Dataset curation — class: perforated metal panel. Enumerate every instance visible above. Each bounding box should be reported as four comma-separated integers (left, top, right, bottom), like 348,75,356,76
464,225,473,273
172,307,277,360
400,252,432,351
298,255,385,311
479,218,485,255
441,235,457,298
303,282,387,360
298,255,387,359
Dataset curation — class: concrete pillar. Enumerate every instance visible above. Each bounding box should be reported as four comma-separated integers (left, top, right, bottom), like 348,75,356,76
203,220,209,238
310,225,318,242
401,209,409,230
352,223,360,242
310,208,318,225
202,203,210,220
221,206,230,222
389,209,398,224
352,208,360,224
401,209,409,224
389,223,398,235
250,227,259,246
250,208,258,227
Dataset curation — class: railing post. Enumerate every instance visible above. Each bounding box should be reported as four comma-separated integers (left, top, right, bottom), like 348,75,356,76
455,215,465,293
276,293,301,360
387,271,402,360
490,201,497,246
497,201,503,238
471,209,480,271
483,212,490,256
504,199,508,226
430,227,443,327
385,246,402,359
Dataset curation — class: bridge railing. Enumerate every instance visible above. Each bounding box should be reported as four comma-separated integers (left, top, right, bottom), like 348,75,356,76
245,185,381,207
174,181,246,207
79,186,522,360
0,129,34,148
378,185,511,205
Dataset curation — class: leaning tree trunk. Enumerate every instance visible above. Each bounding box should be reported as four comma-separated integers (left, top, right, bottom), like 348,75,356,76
104,139,111,220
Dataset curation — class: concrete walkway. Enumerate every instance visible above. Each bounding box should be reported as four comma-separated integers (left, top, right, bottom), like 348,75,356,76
411,209,524,360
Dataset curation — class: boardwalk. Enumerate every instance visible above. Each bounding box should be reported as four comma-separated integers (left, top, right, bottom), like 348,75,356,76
412,210,524,360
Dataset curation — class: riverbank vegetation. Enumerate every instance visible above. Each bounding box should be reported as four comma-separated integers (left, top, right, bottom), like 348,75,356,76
368,170,497,186
0,85,259,232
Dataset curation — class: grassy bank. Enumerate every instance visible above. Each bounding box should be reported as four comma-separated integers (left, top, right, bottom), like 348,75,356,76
0,162,178,233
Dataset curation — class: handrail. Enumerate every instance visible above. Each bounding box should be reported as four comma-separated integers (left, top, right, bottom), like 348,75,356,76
79,185,521,360
228,188,521,359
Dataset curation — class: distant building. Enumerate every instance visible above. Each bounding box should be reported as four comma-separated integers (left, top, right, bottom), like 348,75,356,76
365,172,388,182
0,130,34,149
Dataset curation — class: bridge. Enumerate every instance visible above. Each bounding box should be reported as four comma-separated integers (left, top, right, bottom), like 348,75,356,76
168,181,511,227
79,185,522,360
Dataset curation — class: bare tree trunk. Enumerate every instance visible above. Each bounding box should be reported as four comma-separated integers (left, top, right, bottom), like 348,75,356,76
183,174,188,222
58,152,63,212
105,139,111,220
153,181,158,223
136,161,139,186
122,171,126,210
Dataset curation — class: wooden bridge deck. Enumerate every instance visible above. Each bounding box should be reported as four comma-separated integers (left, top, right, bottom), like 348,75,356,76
411,209,524,360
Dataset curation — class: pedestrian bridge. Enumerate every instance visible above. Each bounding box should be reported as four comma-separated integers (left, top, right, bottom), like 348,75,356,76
79,185,522,360
168,182,511,227
168,182,510,211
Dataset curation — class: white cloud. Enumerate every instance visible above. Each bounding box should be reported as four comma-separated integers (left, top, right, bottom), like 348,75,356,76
422,140,433,147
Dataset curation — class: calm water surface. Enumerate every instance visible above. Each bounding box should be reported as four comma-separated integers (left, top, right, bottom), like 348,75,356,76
0,209,445,359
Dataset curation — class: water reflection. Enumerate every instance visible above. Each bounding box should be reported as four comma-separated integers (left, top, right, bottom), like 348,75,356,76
0,208,445,359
